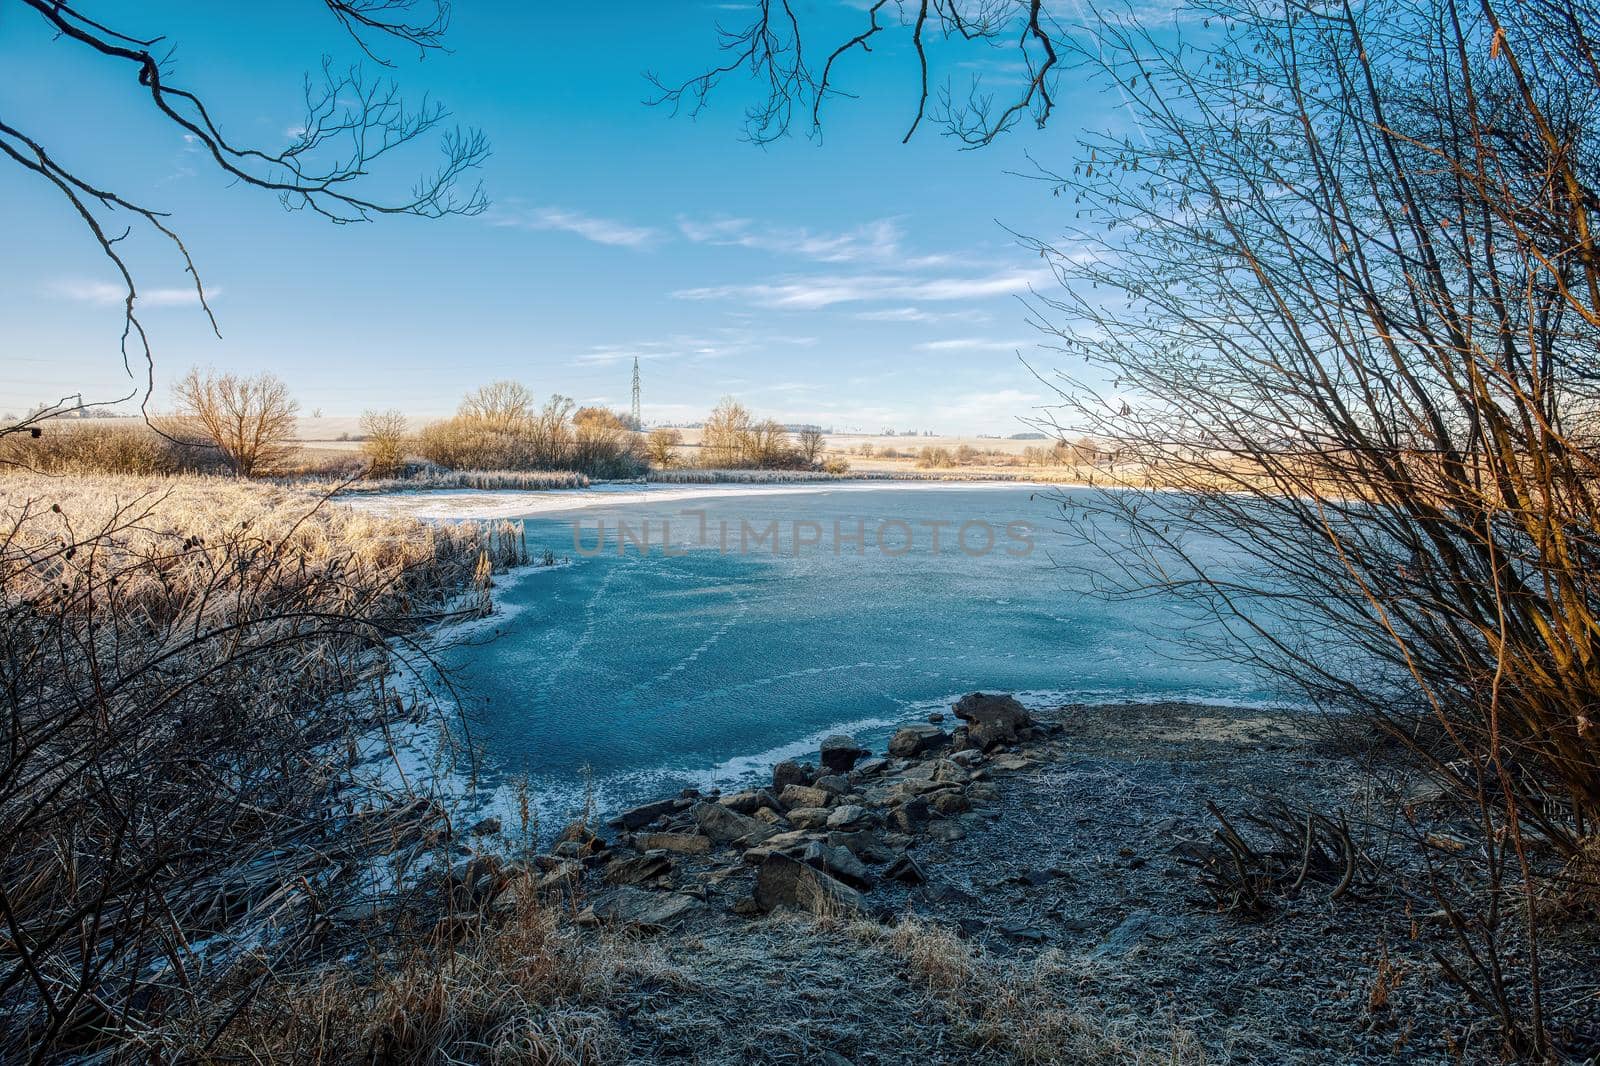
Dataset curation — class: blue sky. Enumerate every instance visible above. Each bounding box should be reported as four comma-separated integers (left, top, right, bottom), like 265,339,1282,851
0,2,1163,433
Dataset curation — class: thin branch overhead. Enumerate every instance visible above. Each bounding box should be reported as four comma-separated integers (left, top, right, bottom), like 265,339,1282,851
2,0,487,437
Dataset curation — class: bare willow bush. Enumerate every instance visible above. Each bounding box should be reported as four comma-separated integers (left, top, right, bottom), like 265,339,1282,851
1020,1,1600,1054
165,368,300,477
417,384,645,479
0,474,525,1059
360,408,411,478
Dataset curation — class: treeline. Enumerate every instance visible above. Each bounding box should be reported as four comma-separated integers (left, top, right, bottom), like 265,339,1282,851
394,381,645,480
647,397,843,473
4,375,850,483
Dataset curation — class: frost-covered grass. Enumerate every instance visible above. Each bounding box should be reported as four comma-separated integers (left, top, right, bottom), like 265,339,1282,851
645,467,1078,485
0,472,528,1058
290,467,591,493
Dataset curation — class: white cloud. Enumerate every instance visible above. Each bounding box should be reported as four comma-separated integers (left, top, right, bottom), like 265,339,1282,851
47,279,216,308
916,337,1035,352
571,329,816,366
492,206,660,248
672,267,1051,310
854,306,992,324
677,215,949,268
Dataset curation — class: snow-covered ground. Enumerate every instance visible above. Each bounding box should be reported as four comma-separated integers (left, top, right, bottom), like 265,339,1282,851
338,479,1047,522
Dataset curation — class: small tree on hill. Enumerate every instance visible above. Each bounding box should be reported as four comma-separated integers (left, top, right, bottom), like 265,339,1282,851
169,368,298,477
359,409,409,479
797,426,825,466
647,427,683,468
701,397,752,468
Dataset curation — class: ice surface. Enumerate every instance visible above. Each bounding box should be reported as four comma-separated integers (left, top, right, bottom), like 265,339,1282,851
390,484,1293,830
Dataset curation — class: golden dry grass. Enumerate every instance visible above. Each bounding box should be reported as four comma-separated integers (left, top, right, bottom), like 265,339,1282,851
853,917,1208,1066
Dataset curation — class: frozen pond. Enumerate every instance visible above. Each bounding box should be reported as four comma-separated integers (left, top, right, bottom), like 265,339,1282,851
389,482,1284,821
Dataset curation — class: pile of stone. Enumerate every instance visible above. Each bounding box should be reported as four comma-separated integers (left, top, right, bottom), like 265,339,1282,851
533,693,1056,931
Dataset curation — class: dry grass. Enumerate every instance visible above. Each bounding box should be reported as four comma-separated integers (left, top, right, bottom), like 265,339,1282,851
325,468,591,492
853,917,1208,1065
0,420,223,475
204,879,641,1064
0,472,529,1059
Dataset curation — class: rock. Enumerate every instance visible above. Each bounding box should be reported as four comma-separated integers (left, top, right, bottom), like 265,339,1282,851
885,853,927,884
732,896,763,916
447,854,509,909
762,829,819,851
885,797,931,834
951,692,1032,752
826,804,878,831
469,816,502,836
771,759,814,792
534,860,584,896
820,734,870,773
926,821,966,843
752,806,785,825
754,853,865,916
637,832,710,855
927,711,945,723
949,749,984,767
800,842,875,890
854,757,888,778
812,774,851,796
1093,909,1184,958
997,921,1051,944
719,788,780,815
779,784,833,810
603,852,674,886
930,790,971,816
786,806,834,831
924,883,979,906
989,754,1037,773
692,801,773,845
888,724,949,758
608,798,681,831
593,888,703,931
827,830,897,865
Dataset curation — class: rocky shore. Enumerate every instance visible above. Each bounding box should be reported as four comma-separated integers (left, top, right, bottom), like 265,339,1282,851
423,695,1597,1064
528,692,1046,929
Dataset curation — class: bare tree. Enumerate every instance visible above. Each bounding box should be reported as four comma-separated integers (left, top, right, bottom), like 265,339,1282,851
571,406,646,479
797,426,826,466
748,419,795,468
701,396,753,468
528,394,577,467
652,0,1061,146
647,427,684,468
0,1,486,439
169,368,299,477
679,0,1600,1053
359,408,409,478
458,381,535,436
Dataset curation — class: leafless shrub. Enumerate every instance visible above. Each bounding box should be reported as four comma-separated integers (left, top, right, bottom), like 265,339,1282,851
361,408,412,479
0,474,524,1059
646,427,683,469
164,367,300,477
417,385,644,479
1181,800,1375,917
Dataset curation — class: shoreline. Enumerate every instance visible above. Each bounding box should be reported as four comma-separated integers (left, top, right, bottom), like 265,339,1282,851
339,476,1064,522
446,694,1572,1063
